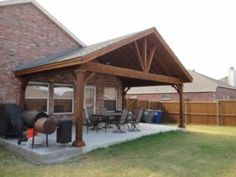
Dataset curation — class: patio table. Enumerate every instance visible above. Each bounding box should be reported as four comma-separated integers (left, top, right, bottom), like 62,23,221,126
92,112,122,132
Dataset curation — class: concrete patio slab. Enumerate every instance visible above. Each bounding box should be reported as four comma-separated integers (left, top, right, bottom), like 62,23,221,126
0,123,181,164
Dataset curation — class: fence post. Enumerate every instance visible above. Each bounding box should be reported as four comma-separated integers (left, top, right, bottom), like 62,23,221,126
159,102,162,110
185,101,188,124
216,100,219,126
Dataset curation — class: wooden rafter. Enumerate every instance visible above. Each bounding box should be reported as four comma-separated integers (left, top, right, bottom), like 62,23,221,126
134,41,145,71
134,38,157,73
146,47,156,72
80,62,182,85
143,37,147,71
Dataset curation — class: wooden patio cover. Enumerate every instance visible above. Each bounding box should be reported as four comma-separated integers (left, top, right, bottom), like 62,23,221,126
15,27,192,147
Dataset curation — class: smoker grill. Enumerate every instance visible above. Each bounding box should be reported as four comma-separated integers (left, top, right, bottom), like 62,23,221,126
21,111,57,148
0,104,72,148
22,111,49,128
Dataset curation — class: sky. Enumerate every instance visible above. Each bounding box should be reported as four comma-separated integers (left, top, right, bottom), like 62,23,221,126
11,0,236,79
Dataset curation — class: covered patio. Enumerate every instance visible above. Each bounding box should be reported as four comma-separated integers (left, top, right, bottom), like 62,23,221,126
0,124,181,164
15,27,192,148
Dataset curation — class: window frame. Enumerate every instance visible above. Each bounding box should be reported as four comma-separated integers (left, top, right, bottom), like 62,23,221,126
161,93,171,101
53,83,74,115
25,82,49,113
84,85,96,114
104,87,118,111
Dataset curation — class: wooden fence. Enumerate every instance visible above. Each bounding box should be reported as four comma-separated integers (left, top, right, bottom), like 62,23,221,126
125,99,236,126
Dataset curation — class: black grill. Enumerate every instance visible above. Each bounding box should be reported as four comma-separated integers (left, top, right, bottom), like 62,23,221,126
0,104,23,138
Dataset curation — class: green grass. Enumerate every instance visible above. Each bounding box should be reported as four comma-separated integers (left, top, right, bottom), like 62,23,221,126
1,125,236,177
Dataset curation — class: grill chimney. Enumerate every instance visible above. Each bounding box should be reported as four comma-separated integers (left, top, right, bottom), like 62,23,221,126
228,67,236,86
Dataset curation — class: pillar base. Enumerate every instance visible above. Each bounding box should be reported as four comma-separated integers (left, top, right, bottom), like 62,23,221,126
178,124,185,128
72,140,86,147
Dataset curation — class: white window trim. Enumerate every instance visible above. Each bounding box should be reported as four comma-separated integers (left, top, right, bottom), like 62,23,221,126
25,82,49,114
53,83,74,114
161,94,171,101
84,85,96,113
104,87,118,111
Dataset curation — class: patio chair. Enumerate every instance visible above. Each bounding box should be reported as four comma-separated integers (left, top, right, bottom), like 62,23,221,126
127,108,144,132
84,106,100,133
112,109,129,133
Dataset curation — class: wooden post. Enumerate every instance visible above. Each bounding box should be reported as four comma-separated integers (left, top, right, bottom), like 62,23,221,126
122,87,130,109
19,78,29,110
216,100,219,126
48,82,54,116
122,87,126,109
178,84,185,128
171,84,185,128
72,70,86,147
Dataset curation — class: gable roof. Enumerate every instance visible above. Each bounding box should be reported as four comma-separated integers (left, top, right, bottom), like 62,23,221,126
128,70,236,94
0,0,85,47
15,27,192,83
15,29,143,72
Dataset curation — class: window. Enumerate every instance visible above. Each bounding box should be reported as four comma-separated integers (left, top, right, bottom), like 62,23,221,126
104,87,117,111
161,94,171,101
84,86,96,113
54,84,74,113
25,82,49,112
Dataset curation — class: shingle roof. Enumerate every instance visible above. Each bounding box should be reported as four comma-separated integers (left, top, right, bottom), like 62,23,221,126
128,70,236,94
15,29,146,71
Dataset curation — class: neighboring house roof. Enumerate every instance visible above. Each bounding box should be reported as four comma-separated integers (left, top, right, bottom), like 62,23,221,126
0,0,86,47
128,70,236,94
219,76,229,85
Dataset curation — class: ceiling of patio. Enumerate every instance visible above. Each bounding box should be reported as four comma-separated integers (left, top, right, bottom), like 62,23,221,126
95,33,191,86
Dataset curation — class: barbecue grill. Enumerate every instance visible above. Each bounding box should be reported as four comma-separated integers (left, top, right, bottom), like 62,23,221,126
21,111,57,148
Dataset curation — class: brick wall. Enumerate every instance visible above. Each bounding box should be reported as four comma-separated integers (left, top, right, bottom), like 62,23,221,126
0,3,80,104
216,87,236,100
28,73,123,118
127,88,236,102
88,74,123,113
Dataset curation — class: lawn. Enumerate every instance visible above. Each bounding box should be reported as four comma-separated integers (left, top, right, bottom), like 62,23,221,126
1,125,236,177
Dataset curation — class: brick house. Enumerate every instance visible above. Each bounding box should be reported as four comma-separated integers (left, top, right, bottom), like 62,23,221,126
127,70,236,101
0,0,123,116
0,0,192,146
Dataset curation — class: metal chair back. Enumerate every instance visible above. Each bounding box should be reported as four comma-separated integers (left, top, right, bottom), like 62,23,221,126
120,109,129,124
135,108,144,123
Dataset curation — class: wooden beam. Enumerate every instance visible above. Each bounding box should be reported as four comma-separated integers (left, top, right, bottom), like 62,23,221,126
20,66,77,80
122,86,131,109
143,38,147,71
134,41,145,71
84,72,95,84
72,70,86,147
71,71,76,83
80,62,182,85
146,47,156,72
